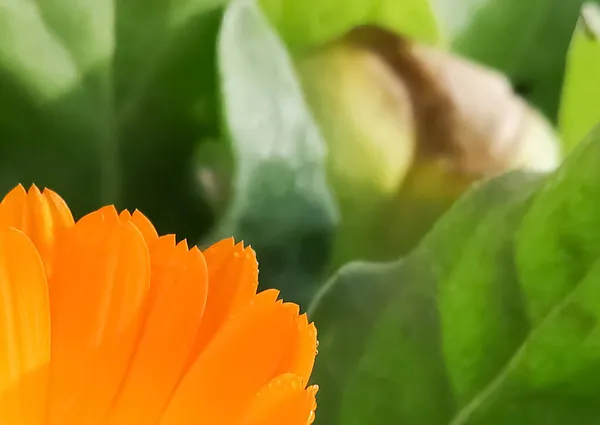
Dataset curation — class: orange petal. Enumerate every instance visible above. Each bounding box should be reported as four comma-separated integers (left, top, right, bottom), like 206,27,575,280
119,209,159,244
276,314,318,385
46,208,150,425
192,239,258,354
239,374,318,425
159,289,296,425
107,236,208,425
95,205,121,225
0,185,74,276
0,228,50,425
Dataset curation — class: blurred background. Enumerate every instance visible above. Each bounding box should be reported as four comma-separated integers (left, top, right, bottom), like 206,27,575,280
0,0,597,307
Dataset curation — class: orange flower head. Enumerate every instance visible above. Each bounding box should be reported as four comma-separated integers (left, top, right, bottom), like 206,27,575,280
0,184,318,425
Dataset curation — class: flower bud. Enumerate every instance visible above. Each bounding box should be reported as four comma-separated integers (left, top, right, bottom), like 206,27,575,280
298,26,561,265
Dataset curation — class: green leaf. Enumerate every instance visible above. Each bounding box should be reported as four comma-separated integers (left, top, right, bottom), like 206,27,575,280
310,171,545,424
516,124,600,325
452,255,600,424
434,0,585,119
312,127,600,424
259,0,439,50
558,3,600,153
438,189,536,408
216,0,338,305
0,0,222,238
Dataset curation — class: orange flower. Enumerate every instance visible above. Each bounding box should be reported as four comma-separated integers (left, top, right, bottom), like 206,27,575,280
0,185,318,425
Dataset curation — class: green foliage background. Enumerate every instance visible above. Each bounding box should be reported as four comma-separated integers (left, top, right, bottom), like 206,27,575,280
2,0,600,422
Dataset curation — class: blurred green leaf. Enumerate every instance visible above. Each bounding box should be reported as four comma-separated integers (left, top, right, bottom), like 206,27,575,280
433,0,584,120
311,126,600,425
558,3,600,153
0,0,223,238
260,0,439,50
216,0,338,305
